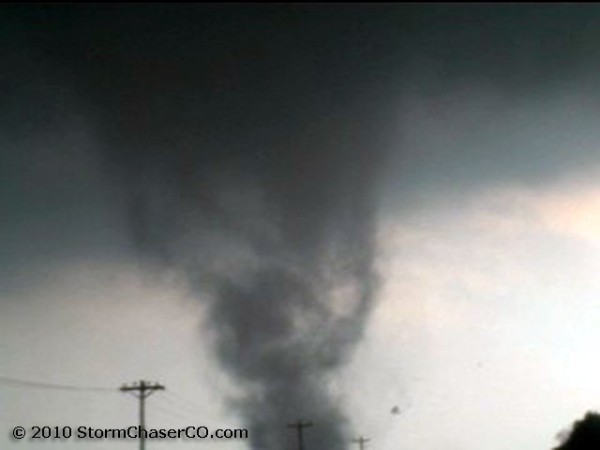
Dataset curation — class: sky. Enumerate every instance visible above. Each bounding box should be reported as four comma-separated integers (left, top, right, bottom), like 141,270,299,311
3,4,600,450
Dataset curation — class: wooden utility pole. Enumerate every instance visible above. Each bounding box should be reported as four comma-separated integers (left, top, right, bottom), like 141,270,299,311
120,380,165,450
287,420,313,450
353,435,371,450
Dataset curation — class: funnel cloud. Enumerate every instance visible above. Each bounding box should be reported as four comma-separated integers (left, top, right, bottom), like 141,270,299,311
0,6,392,450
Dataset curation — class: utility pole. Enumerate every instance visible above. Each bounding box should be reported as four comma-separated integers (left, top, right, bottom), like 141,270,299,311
287,420,313,450
120,380,165,450
352,436,371,450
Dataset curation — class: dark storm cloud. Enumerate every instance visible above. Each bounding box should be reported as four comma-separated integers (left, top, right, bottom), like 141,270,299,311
0,20,129,294
4,5,600,450
387,5,600,197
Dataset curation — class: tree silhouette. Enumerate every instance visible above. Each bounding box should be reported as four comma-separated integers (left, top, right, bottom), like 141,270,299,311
554,412,600,450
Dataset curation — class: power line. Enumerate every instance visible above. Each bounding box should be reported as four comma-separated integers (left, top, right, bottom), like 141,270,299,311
0,375,115,392
156,396,225,426
152,400,199,423
162,391,206,416
164,391,205,411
